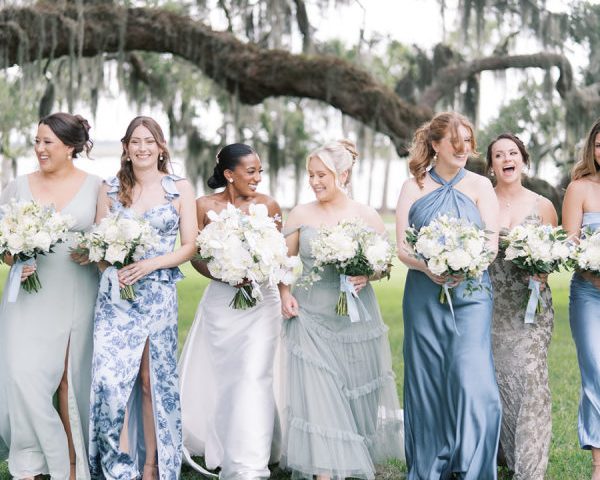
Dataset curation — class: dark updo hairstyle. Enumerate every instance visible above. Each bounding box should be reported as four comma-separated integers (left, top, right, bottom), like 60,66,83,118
485,132,530,173
207,143,256,189
38,112,93,157
118,116,171,207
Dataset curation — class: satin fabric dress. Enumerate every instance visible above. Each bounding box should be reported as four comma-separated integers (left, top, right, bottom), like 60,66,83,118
0,174,101,480
488,211,553,480
279,225,404,480
569,212,600,450
178,281,282,480
88,175,184,480
402,168,502,480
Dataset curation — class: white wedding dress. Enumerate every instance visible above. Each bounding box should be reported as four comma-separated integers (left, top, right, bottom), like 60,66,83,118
178,280,282,480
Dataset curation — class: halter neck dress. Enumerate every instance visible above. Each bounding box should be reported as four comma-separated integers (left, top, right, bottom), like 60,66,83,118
402,168,502,480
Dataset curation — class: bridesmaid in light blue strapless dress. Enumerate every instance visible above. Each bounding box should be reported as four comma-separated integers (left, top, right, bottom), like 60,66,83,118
396,113,502,480
569,212,600,450
563,119,600,476
402,168,501,480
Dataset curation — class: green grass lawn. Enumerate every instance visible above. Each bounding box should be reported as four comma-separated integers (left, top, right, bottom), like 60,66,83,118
0,264,591,479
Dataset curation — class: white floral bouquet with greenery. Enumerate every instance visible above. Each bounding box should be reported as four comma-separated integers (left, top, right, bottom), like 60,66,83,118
502,223,571,320
74,212,160,300
306,218,395,318
0,199,74,296
405,214,493,303
569,226,600,275
196,203,299,310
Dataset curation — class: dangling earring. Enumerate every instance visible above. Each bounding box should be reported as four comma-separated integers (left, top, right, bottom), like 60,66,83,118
67,152,72,161
126,156,131,162
489,169,495,177
432,152,438,165
159,153,164,162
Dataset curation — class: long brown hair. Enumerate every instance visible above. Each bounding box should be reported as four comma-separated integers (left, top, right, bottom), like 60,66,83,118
409,112,477,188
572,118,600,181
117,116,171,206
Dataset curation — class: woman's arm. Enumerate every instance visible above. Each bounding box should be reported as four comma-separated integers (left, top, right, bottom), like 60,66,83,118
562,180,585,239
279,206,302,318
190,196,216,279
476,176,500,261
539,196,559,227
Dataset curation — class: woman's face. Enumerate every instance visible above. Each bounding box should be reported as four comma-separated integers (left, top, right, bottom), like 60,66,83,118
433,124,472,170
125,125,163,170
594,132,600,168
226,153,262,196
34,123,73,173
490,138,526,185
308,156,340,202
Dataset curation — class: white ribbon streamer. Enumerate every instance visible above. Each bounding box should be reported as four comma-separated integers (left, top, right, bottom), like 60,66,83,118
524,277,541,324
99,266,123,304
182,447,218,478
5,257,35,304
339,274,371,323
443,283,460,336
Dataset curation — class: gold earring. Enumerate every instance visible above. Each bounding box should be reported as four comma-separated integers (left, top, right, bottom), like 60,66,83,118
433,152,438,163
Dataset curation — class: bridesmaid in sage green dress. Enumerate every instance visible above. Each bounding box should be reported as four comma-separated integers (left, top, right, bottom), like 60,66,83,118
486,133,557,480
0,113,100,480
279,140,403,480
563,118,600,480
396,112,501,480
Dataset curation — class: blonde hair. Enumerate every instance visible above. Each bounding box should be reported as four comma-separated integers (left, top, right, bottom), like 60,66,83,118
572,118,600,181
306,139,358,188
409,112,478,188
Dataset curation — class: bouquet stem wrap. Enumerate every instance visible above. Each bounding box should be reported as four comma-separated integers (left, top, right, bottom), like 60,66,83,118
230,284,257,310
524,278,542,324
5,257,37,303
337,274,371,322
100,266,129,303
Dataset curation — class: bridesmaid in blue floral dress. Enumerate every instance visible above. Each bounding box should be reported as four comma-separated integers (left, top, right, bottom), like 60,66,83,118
88,116,198,480
395,112,501,480
563,118,600,480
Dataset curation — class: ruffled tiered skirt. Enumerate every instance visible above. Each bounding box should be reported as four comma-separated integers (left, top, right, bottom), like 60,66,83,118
280,278,404,480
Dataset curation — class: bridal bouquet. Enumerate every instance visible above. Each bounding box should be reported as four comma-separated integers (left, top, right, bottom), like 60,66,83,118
196,203,299,310
502,223,571,322
405,214,493,304
306,218,395,319
74,213,160,300
569,227,600,275
0,199,73,298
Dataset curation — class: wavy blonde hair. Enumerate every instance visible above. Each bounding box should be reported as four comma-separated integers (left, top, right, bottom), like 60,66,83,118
409,112,477,188
117,116,171,207
306,139,358,188
572,118,600,181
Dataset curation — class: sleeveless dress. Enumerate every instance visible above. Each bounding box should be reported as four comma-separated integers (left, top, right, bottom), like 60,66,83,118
178,280,282,479
279,225,404,480
402,168,502,480
569,212,600,450
488,210,553,479
0,174,101,480
88,175,184,480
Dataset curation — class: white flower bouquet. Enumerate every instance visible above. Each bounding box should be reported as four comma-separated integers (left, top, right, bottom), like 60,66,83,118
569,226,600,275
0,199,73,297
501,223,571,321
405,214,493,304
74,212,160,300
306,218,395,319
196,203,299,310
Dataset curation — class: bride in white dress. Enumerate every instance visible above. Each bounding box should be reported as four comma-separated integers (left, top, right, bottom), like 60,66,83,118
178,143,283,480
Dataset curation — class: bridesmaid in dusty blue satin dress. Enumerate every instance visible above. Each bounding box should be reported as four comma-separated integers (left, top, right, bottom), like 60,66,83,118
396,112,502,480
563,118,600,479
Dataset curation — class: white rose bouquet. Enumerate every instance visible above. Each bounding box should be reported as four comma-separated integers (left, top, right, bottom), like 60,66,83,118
405,214,493,305
569,226,600,275
196,203,299,310
501,223,571,322
0,199,74,299
306,218,395,319
74,212,160,300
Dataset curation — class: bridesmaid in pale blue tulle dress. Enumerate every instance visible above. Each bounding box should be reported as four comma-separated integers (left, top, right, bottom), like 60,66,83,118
395,112,502,480
563,118,600,480
88,117,197,480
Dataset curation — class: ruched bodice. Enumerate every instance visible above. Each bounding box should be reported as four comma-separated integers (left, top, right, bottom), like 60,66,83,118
582,212,600,231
